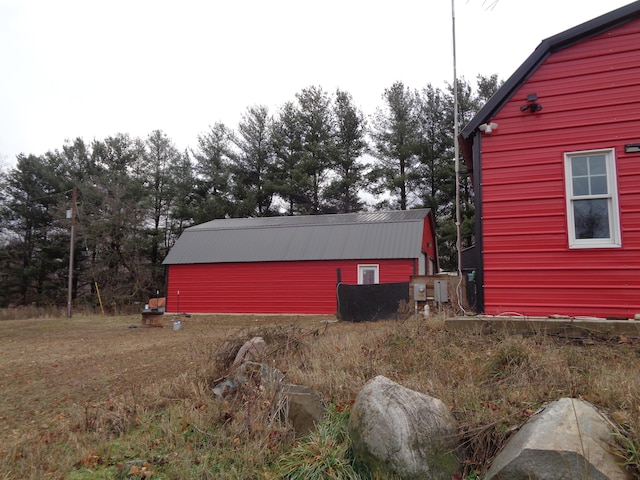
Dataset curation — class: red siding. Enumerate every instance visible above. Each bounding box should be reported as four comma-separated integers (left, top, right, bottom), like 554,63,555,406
166,259,416,315
480,19,640,318
422,215,437,273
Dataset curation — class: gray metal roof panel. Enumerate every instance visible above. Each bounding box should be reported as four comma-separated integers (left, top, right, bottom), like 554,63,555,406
163,209,430,265
189,209,429,231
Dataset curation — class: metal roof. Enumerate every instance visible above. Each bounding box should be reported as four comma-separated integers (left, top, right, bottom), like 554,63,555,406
163,209,432,265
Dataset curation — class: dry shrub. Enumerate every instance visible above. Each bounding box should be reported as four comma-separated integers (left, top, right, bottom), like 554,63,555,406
210,322,316,377
0,305,66,321
396,299,413,321
83,396,142,437
483,336,531,381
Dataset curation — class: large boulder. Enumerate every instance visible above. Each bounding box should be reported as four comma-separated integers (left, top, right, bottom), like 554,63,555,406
348,375,459,480
485,397,632,480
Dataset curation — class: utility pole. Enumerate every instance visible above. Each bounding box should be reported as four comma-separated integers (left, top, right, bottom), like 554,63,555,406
67,187,77,318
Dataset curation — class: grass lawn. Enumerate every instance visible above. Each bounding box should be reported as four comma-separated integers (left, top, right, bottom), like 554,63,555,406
1,312,639,479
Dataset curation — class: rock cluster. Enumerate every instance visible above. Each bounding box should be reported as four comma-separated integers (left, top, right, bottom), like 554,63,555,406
213,337,327,437
347,377,631,480
212,338,631,479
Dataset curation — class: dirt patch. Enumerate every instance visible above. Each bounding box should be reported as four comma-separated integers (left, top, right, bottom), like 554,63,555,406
0,314,331,447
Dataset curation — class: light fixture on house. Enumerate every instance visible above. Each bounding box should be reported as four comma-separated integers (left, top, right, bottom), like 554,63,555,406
625,143,640,153
520,93,542,113
479,122,498,134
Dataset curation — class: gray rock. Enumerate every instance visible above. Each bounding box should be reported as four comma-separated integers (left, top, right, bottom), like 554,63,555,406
212,361,283,398
275,384,327,436
232,336,266,366
212,361,325,436
348,375,459,480
212,377,240,397
485,398,632,480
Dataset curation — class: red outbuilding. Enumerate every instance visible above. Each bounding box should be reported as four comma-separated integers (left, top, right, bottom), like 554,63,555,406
162,210,438,315
460,2,640,318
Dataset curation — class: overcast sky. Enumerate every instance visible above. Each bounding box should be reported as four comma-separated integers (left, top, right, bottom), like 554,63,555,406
0,0,633,166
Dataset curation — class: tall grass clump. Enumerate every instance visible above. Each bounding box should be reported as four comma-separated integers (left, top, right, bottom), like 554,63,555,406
611,425,640,478
267,404,366,480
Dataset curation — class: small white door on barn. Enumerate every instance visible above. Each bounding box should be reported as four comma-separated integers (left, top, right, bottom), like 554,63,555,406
358,264,379,284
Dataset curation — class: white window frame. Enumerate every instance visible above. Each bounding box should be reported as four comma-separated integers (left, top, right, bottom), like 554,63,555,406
357,264,379,285
564,148,621,249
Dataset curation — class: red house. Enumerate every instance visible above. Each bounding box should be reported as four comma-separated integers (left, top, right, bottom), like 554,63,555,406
162,210,438,315
460,2,640,319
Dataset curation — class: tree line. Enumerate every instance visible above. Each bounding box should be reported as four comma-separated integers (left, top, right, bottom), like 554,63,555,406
0,76,500,310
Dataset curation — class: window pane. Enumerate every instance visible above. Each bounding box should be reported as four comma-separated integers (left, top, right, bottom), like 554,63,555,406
590,174,607,195
574,199,610,239
572,177,589,196
571,157,588,176
588,155,606,175
362,269,375,284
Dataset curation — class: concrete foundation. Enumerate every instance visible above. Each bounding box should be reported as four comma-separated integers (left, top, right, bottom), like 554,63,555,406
445,315,640,337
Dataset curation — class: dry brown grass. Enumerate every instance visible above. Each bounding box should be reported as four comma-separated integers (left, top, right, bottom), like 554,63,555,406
1,312,640,478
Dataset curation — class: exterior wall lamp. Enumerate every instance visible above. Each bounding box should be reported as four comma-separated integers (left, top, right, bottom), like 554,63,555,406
520,93,542,113
625,144,640,153
479,122,498,134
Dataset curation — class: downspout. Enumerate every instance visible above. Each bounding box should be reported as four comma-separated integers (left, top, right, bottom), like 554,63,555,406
472,133,485,313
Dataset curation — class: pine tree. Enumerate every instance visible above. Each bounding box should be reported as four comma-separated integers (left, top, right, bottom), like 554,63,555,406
323,89,368,213
229,105,277,217
368,81,421,210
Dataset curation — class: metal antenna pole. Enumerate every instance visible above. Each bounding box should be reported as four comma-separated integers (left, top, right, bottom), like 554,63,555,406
452,0,468,315
67,187,77,318
452,0,462,280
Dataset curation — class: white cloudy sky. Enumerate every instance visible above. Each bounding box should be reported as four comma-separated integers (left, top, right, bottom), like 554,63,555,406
0,0,633,165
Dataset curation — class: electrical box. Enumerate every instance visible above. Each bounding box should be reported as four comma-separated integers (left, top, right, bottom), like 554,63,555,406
434,280,448,303
413,283,427,301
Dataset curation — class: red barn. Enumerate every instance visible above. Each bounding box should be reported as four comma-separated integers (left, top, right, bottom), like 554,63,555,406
460,2,640,319
162,210,438,315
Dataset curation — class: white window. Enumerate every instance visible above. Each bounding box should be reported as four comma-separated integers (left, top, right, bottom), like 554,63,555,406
564,149,621,248
358,264,379,285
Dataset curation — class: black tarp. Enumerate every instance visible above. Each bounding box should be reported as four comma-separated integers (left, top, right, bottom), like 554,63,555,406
336,282,409,322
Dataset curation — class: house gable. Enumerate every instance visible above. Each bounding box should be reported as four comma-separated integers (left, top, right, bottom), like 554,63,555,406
460,1,640,158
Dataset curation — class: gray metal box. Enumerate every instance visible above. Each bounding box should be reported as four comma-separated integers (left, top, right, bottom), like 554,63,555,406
413,283,427,301
434,280,448,303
